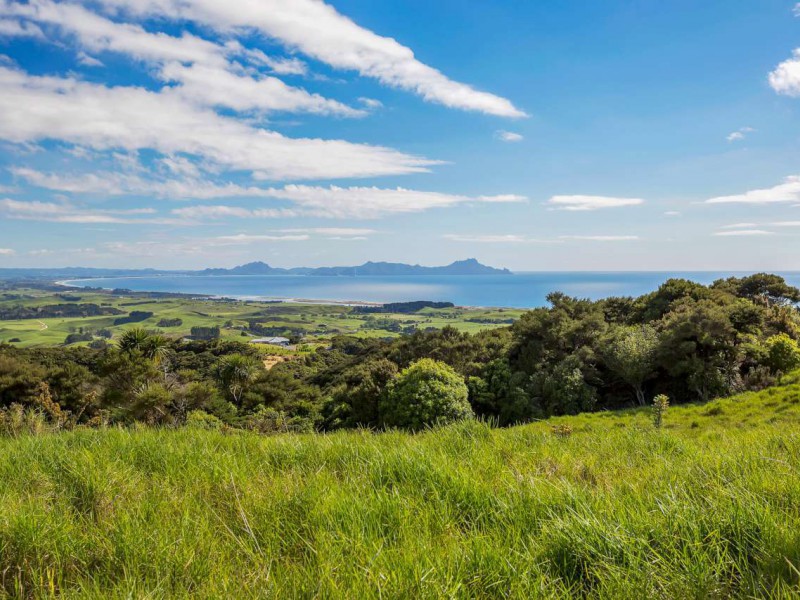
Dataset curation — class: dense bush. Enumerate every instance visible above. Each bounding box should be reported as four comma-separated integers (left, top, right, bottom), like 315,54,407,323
157,318,183,327
380,358,472,430
113,311,154,325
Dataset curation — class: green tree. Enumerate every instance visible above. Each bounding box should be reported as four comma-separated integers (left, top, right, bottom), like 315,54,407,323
657,300,740,401
765,333,800,374
324,358,398,428
732,273,800,307
381,359,472,430
215,354,261,405
602,325,659,406
529,355,597,416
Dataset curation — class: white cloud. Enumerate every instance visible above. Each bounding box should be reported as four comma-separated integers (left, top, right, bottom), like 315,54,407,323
769,49,800,96
278,227,378,236
168,187,525,220
88,0,525,117
547,195,645,211
443,234,539,243
1,0,226,66
664,211,681,217
495,130,524,143
720,222,758,229
0,1,365,118
713,229,774,237
256,186,526,219
0,67,434,181
243,51,308,76
771,221,800,227
212,233,310,244
160,62,366,117
0,18,44,39
0,197,176,224
15,168,527,218
726,127,755,142
76,51,104,67
359,98,383,109
559,235,640,241
0,248,15,256
705,176,800,204
171,205,297,219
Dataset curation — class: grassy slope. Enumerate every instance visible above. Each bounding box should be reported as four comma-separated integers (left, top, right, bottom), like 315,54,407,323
1,383,800,598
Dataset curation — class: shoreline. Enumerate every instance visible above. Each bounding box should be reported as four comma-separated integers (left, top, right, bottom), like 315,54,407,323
56,279,501,309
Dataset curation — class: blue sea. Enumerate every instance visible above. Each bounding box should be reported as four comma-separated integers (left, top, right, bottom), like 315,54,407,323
63,272,800,309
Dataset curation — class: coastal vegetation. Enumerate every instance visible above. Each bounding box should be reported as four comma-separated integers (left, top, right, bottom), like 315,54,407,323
0,273,799,431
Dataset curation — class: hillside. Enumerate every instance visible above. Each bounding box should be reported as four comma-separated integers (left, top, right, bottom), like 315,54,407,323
1,378,799,598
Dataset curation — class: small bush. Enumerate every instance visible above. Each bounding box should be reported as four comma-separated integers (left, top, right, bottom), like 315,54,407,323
185,410,223,430
766,334,800,374
652,394,669,428
380,358,472,431
551,423,573,438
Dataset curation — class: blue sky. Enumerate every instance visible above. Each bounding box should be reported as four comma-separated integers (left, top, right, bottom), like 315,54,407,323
1,0,800,271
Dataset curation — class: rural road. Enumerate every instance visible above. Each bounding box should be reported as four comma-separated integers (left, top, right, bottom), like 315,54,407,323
37,320,48,331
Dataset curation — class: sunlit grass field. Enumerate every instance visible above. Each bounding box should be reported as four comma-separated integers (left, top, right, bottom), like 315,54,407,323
1,377,799,598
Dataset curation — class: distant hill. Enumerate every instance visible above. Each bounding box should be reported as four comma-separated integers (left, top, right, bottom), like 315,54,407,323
308,259,510,277
200,258,511,277
0,259,511,280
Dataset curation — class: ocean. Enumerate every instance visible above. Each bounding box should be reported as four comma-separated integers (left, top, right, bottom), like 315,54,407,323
62,271,800,309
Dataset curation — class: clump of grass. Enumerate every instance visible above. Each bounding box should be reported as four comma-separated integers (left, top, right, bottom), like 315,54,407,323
551,423,573,438
0,380,798,597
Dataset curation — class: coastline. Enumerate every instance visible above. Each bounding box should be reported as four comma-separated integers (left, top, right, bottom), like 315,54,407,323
55,278,453,309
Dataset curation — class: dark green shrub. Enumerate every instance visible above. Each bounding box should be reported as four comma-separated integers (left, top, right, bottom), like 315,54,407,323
381,358,472,430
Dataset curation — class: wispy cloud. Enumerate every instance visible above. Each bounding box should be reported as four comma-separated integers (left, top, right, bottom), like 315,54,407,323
0,18,44,39
713,229,774,237
705,176,800,204
0,197,177,225
720,222,758,229
278,228,378,236
79,0,525,117
726,126,755,142
559,235,640,241
167,187,526,220
212,233,310,244
445,234,525,243
495,130,524,143
0,66,435,181
0,247,15,256
547,195,645,211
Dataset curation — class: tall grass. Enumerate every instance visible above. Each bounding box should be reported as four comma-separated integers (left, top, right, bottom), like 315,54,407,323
1,380,799,598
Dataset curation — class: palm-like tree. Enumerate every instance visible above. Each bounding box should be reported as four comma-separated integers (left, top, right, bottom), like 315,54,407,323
118,329,172,366
215,354,260,404
118,327,151,355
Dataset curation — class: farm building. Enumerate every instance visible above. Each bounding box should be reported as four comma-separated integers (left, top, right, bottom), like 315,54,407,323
250,336,291,348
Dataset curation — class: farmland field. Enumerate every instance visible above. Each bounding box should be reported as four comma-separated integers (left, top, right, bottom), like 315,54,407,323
0,284,524,349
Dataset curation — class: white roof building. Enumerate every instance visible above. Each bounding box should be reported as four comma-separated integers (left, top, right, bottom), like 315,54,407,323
250,337,291,346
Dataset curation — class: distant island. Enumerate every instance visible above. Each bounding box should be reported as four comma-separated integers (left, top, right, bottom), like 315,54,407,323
0,259,512,280
200,259,511,277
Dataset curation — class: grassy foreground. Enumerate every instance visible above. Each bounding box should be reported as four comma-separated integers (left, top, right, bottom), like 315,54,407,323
2,382,800,598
